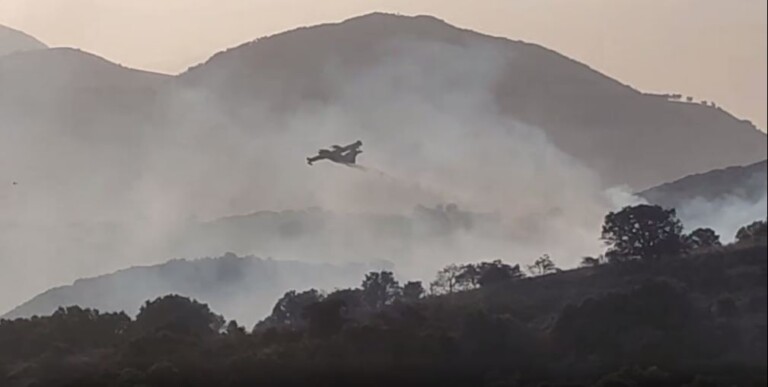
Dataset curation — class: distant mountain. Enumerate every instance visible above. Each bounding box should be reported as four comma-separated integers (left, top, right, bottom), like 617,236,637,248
0,47,168,140
170,206,505,270
1,13,763,190
0,25,46,57
640,160,767,210
0,47,172,225
2,13,766,315
2,253,387,325
639,160,767,240
181,13,767,189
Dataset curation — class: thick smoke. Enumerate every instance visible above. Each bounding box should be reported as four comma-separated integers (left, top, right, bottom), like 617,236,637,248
675,183,767,243
0,39,636,318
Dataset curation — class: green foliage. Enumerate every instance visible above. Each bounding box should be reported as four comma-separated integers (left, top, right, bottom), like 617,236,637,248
602,205,686,261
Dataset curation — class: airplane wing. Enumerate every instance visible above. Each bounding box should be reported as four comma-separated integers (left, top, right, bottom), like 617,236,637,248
328,141,362,153
341,141,363,152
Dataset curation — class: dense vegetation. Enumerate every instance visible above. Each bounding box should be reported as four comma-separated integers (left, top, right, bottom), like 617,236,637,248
1,206,766,387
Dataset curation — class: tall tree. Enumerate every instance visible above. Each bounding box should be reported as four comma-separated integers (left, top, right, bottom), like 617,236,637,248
361,271,401,309
430,264,465,295
602,205,686,261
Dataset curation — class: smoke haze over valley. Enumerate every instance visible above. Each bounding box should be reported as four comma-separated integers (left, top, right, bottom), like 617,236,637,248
0,13,765,321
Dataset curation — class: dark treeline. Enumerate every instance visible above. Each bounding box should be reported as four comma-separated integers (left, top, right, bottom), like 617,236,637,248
1,205,766,387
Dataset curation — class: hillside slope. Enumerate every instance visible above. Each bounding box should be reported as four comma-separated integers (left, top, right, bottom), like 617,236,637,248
640,160,767,209
0,47,168,138
181,13,767,189
1,244,765,386
0,25,46,57
2,253,386,325
639,160,767,239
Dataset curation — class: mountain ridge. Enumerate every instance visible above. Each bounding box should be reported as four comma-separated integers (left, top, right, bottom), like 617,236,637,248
1,14,763,189
640,159,768,209
178,12,766,189
0,24,47,57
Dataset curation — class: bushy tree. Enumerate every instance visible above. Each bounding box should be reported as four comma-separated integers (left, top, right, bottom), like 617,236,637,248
476,260,524,287
528,254,560,276
685,228,721,250
133,295,225,337
735,220,767,245
602,205,686,261
361,271,401,309
431,261,523,294
0,306,130,360
580,256,604,268
430,264,465,295
49,306,131,347
261,289,323,328
553,281,706,363
459,311,538,362
402,281,425,302
326,288,364,310
304,299,347,338
455,264,482,289
325,288,365,321
225,320,246,336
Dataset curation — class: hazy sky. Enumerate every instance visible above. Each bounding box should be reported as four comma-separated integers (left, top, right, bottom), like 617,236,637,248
1,0,766,129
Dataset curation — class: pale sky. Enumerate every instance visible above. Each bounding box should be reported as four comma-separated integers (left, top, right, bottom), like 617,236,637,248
1,0,766,129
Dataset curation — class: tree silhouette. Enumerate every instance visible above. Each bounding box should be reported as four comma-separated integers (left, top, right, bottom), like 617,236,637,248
225,320,246,336
430,264,465,295
262,289,323,328
736,220,767,245
602,205,686,261
528,254,560,276
133,295,225,336
305,299,347,338
325,288,365,321
580,256,604,268
685,228,721,250
402,281,425,302
361,271,401,309
477,260,524,287
456,264,482,290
